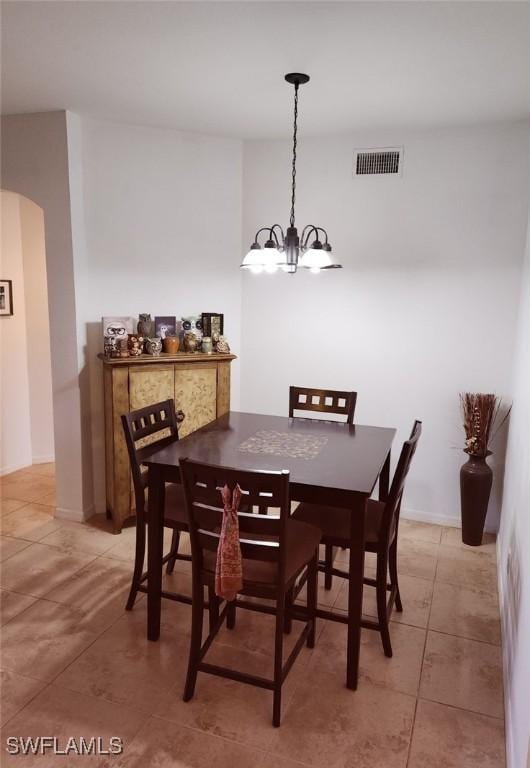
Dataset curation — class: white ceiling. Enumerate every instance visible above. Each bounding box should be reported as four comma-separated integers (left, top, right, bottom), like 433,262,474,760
1,1,529,139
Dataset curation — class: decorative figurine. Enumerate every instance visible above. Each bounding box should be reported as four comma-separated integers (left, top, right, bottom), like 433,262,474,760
137,313,154,338
183,331,199,353
145,337,162,356
215,335,231,353
104,335,118,357
128,334,143,356
181,315,203,348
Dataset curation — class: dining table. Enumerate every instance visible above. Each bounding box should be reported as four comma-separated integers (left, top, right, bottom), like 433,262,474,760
143,410,396,689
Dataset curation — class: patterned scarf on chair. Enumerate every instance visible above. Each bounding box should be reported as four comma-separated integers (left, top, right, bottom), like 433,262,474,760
215,484,243,601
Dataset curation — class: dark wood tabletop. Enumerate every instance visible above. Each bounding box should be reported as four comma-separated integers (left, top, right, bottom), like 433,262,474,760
144,410,396,690
143,410,396,502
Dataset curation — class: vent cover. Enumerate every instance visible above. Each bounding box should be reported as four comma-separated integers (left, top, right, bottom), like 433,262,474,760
353,147,403,177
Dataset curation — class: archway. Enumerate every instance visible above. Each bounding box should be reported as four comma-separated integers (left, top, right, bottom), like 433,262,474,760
0,190,54,476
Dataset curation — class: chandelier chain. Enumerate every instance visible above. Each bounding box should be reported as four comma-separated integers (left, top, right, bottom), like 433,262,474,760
290,83,299,228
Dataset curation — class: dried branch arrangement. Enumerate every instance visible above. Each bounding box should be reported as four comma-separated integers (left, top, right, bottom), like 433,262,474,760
459,392,502,457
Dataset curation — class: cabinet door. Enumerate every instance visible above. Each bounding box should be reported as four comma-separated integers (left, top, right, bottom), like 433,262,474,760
130,364,175,447
175,364,217,438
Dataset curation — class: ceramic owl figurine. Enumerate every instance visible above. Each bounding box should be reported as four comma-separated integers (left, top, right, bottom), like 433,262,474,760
181,315,203,341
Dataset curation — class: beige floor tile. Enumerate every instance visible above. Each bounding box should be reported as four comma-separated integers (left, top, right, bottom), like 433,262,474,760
420,630,503,718
399,519,443,544
1,542,95,597
104,525,178,564
30,462,56,478
441,525,497,556
436,546,498,592
0,589,38,625
154,638,313,753
0,535,31,562
294,568,344,608
99,715,308,768
334,573,433,629
429,581,501,645
42,556,132,634
39,520,117,556
0,503,63,542
54,604,191,715
263,675,415,768
309,619,425,697
0,498,28,517
0,669,46,727
409,699,505,768
1,599,99,681
0,475,56,503
39,491,57,508
395,538,439,580
0,684,145,768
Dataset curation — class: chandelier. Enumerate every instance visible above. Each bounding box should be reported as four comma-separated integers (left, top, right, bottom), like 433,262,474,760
241,73,342,275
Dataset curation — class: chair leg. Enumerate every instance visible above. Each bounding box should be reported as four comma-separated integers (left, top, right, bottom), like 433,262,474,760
125,515,146,611
226,600,236,630
183,581,205,702
283,586,294,634
273,592,285,727
324,544,334,590
166,529,180,575
376,552,392,658
307,554,317,648
208,587,220,633
389,538,402,612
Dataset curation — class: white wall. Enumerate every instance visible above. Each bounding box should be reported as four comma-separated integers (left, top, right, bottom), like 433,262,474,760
242,122,530,529
19,195,55,464
0,191,32,474
498,205,530,768
2,112,87,519
69,117,243,515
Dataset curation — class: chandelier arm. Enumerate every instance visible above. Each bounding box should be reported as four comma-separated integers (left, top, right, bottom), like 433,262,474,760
315,227,329,244
301,225,319,247
289,82,299,228
269,224,285,245
253,227,274,243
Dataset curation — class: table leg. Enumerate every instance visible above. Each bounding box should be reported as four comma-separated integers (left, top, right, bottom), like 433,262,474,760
147,466,165,642
347,499,367,689
379,450,391,502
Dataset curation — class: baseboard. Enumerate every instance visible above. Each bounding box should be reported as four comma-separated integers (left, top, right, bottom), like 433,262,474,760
497,540,513,768
0,461,33,477
32,454,55,465
55,505,94,523
400,505,497,534
400,506,460,529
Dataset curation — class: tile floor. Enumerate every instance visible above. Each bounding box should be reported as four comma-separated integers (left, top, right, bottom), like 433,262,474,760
0,464,505,767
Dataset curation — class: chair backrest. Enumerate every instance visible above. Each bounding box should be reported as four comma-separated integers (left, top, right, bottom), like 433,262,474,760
180,458,290,586
289,386,357,423
380,420,422,545
121,399,180,512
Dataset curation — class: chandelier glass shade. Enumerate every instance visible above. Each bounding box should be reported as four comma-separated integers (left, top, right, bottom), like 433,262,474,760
241,73,342,275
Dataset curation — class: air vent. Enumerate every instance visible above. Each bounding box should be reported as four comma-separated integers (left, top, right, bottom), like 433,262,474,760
353,147,403,177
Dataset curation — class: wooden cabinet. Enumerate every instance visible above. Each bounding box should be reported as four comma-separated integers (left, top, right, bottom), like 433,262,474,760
100,352,236,532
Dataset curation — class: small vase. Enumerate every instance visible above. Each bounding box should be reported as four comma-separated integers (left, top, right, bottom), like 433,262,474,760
460,452,493,546
145,337,162,356
137,313,153,337
162,335,180,354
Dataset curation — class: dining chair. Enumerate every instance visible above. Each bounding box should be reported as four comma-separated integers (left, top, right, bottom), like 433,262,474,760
180,458,321,727
121,398,192,610
289,385,358,590
293,420,422,657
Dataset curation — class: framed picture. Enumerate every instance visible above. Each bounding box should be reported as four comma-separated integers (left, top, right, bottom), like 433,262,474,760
0,280,13,316
201,312,224,338
102,316,135,341
154,316,177,339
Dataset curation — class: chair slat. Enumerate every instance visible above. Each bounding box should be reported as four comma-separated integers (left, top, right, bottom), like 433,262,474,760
289,386,357,423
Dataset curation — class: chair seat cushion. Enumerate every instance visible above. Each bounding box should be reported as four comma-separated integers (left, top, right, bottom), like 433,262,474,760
292,499,385,546
203,518,321,587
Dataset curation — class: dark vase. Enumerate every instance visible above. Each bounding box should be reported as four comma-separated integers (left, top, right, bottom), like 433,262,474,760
460,453,493,546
